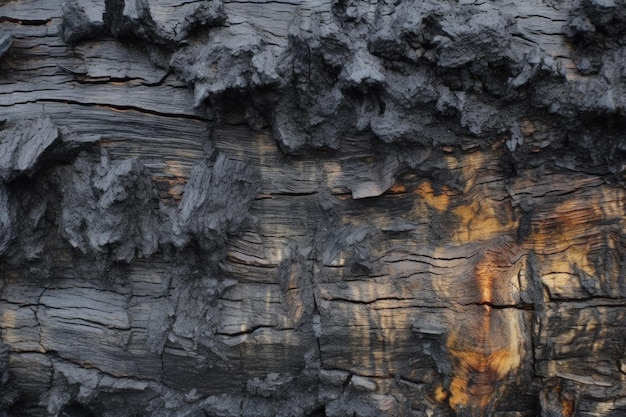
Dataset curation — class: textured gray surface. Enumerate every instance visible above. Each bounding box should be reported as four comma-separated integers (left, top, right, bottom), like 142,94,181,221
0,0,625,416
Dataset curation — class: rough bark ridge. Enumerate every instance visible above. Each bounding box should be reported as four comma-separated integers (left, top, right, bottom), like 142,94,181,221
0,0,625,416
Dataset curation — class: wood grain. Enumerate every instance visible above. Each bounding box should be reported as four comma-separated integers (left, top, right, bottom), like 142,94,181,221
0,0,625,416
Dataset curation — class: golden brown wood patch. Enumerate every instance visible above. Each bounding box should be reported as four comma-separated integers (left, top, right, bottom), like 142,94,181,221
445,243,525,414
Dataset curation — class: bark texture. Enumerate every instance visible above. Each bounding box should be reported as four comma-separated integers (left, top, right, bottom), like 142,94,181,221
0,0,625,416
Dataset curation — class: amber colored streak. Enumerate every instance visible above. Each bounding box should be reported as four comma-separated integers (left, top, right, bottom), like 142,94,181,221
453,201,517,245
561,397,575,417
528,197,615,280
473,246,520,305
542,380,575,417
388,183,407,193
447,347,513,410
414,180,450,212
447,307,522,413
474,254,496,304
530,200,605,254
529,186,626,253
434,385,448,402
447,246,523,413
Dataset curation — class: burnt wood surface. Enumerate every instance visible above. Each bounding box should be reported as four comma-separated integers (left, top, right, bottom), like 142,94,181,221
0,0,625,416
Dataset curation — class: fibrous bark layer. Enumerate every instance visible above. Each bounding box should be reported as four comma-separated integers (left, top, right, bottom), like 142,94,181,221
0,0,625,416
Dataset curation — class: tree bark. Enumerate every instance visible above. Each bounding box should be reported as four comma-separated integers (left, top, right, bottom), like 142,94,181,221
0,0,625,416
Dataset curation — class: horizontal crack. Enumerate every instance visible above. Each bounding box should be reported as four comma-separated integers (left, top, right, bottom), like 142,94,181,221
460,301,535,310
0,97,209,122
216,325,280,337
256,191,319,198
322,296,449,309
0,16,52,25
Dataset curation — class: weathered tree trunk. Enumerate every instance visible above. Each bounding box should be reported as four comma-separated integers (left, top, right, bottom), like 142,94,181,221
0,0,625,416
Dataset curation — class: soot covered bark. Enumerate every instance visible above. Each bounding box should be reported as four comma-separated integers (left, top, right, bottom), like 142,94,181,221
0,0,625,416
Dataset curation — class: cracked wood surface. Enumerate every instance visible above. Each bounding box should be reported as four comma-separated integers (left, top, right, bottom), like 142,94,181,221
0,0,626,416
